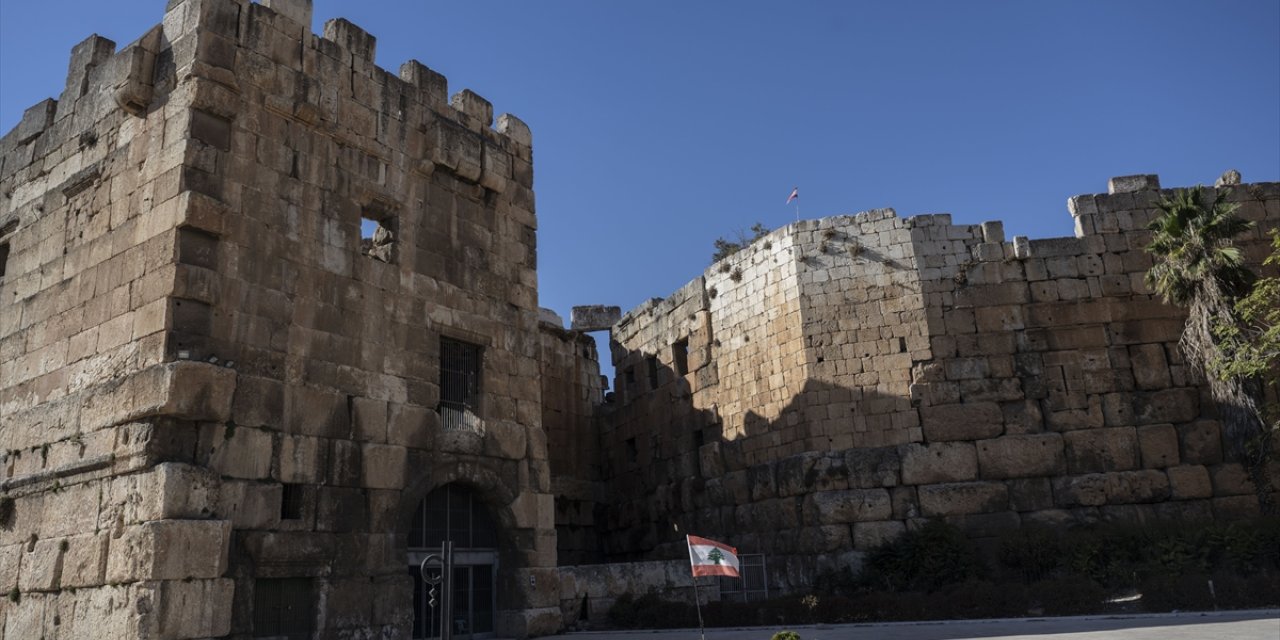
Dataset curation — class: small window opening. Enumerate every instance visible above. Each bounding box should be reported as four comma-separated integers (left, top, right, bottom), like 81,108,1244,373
440,337,483,431
360,212,396,263
693,429,705,449
281,484,303,520
0,242,9,280
898,337,907,353
647,356,659,390
625,437,637,464
253,578,315,639
672,339,689,376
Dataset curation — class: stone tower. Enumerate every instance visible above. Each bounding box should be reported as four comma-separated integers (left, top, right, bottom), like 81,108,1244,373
0,0,558,637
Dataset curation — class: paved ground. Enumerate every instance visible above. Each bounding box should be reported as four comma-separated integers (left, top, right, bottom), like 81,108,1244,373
543,609,1280,640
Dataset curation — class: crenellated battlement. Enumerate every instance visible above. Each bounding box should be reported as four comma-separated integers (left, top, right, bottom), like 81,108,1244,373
1,0,532,219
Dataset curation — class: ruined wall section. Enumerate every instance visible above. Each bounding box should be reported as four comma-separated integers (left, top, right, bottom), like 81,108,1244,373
903,178,1280,538
600,228,811,558
170,1,557,636
593,177,1280,590
0,2,250,637
1,0,559,637
540,320,606,565
791,211,929,452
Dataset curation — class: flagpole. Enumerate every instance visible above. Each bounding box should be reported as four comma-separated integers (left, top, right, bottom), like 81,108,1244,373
691,573,706,640
686,534,707,640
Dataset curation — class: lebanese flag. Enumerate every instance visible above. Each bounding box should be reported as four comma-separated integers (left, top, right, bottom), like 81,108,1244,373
786,187,799,204
687,535,740,578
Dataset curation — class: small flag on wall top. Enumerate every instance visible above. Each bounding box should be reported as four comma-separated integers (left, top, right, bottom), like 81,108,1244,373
687,535,740,578
786,187,799,204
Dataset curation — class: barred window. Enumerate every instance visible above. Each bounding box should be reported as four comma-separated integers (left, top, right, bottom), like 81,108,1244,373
253,578,314,639
440,337,482,431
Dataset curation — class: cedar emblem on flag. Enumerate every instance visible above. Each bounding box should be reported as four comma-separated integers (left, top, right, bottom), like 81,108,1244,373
786,187,799,204
687,534,740,578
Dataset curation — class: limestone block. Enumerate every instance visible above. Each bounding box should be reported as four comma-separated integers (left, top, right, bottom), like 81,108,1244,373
388,403,432,448
1108,174,1160,194
921,402,1003,441
286,384,351,438
162,362,237,423
747,463,777,501
37,482,100,537
217,480,281,529
481,144,511,193
152,578,234,638
976,434,1066,479
0,544,18,592
1128,344,1171,390
451,89,494,128
322,18,376,61
327,440,363,487
261,0,313,29
1103,470,1170,504
483,420,528,460
843,446,901,489
852,520,905,549
13,98,57,145
18,537,62,591
1178,420,1223,465
143,463,221,520
362,444,407,489
351,396,388,443
570,305,622,332
201,424,272,479
1008,478,1054,511
279,434,327,483
498,113,533,148
60,534,108,588
429,119,482,182
917,482,1008,517
106,519,231,582
900,442,977,485
1137,424,1179,469
1063,427,1138,473
1167,465,1212,500
1209,463,1256,496
1133,388,1199,425
1051,474,1108,507
797,524,852,553
805,489,891,524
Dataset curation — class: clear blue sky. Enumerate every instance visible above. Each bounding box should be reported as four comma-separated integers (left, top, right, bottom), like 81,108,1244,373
3,0,1279,335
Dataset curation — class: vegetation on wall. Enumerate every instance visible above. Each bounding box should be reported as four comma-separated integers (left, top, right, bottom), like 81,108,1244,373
711,223,771,263
606,519,1280,628
1144,186,1276,513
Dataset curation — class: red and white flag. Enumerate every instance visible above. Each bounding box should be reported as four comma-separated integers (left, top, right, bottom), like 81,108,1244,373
687,535,740,578
786,187,799,204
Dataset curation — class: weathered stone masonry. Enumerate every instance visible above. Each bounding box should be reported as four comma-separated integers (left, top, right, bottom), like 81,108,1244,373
1,0,561,637
596,175,1280,588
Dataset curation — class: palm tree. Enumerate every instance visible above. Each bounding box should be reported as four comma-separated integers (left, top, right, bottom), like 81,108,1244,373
1145,186,1273,514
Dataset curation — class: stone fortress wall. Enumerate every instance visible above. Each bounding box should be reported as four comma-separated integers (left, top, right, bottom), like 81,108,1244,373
590,175,1280,588
0,0,562,637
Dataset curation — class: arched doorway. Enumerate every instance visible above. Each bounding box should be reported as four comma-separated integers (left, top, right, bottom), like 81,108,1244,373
408,484,499,639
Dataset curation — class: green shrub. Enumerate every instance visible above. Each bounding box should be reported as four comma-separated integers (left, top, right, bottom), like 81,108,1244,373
771,632,801,640
1000,528,1065,583
858,520,983,592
